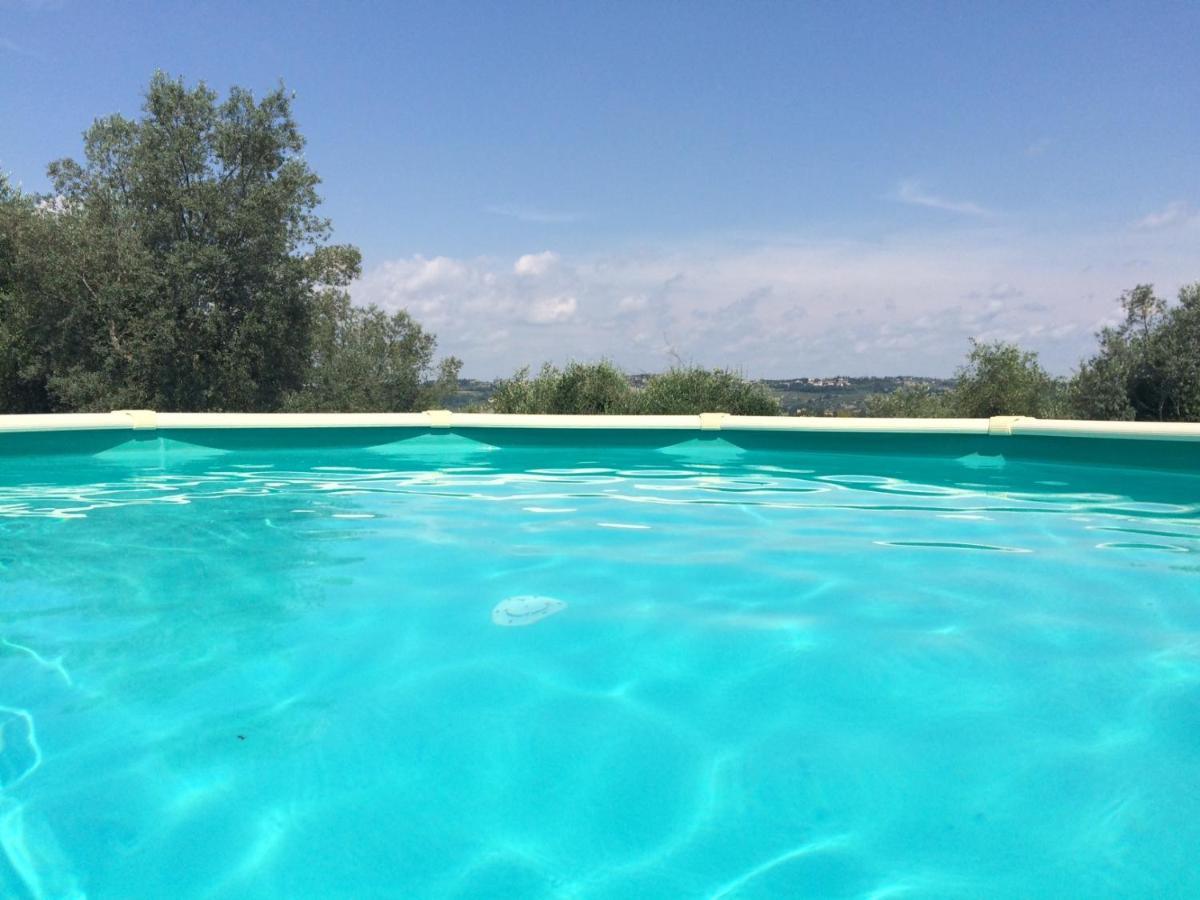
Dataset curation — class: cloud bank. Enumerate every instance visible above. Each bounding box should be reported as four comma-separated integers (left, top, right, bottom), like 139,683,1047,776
352,221,1199,379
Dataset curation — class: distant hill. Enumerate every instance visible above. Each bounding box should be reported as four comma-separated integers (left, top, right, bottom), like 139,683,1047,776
759,376,955,415
445,375,954,415
447,379,499,411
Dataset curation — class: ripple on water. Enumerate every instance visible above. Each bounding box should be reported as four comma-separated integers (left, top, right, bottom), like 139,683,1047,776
874,540,1032,554
0,708,41,789
0,799,85,900
1096,541,1190,553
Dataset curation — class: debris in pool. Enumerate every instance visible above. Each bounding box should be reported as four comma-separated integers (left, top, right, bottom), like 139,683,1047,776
491,596,567,627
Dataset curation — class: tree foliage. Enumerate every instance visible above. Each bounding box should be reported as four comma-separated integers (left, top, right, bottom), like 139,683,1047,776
489,361,633,414
864,383,952,418
1069,284,1200,422
866,340,1062,418
488,362,782,415
947,339,1064,417
0,73,453,413
284,268,462,412
634,366,781,415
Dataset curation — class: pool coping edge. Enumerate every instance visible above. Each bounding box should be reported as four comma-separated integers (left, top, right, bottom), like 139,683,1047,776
0,411,1197,442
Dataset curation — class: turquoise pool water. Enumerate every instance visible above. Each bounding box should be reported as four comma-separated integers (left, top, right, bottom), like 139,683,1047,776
1,431,1198,898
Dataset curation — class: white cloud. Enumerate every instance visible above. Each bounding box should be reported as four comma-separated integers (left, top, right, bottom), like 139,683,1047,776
514,251,558,277
1025,138,1053,158
1133,201,1193,231
401,256,469,292
352,219,1199,379
525,295,577,324
894,179,992,217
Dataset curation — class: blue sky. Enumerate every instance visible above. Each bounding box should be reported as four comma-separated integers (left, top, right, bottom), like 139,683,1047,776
3,1,1198,377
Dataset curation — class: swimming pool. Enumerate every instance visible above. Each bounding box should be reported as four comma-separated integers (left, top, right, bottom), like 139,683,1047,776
2,414,1198,898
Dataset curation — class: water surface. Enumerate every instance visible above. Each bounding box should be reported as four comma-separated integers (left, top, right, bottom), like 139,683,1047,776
1,438,1198,898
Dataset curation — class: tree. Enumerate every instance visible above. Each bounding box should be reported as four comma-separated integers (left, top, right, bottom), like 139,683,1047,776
1070,284,1200,422
1,73,446,413
282,246,461,411
1068,330,1138,421
0,178,47,411
947,339,1063,417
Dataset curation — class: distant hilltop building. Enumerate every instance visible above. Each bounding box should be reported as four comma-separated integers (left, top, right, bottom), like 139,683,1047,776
804,376,851,388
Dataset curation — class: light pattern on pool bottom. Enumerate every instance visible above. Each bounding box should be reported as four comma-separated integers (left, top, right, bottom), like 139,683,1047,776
1,447,1199,898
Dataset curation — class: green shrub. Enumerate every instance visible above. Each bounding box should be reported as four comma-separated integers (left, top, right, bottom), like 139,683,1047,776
864,384,953,417
948,340,1065,417
489,361,633,414
282,290,460,412
866,340,1063,418
635,367,781,415
488,363,782,415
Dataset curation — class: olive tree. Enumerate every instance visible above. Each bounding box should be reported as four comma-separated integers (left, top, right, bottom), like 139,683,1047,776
1070,283,1200,422
1,73,454,414
948,339,1064,417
